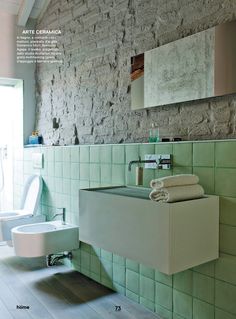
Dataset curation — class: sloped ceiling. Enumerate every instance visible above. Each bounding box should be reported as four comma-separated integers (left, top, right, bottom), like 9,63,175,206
0,0,51,26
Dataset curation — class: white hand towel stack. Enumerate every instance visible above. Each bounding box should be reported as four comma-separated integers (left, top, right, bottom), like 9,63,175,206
149,174,204,203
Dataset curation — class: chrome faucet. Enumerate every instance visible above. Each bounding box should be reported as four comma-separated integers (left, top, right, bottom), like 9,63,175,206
128,156,157,171
51,208,66,225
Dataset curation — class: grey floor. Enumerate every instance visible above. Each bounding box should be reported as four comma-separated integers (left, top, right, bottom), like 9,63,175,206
0,244,161,319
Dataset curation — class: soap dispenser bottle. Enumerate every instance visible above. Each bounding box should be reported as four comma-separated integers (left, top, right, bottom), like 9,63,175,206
135,165,143,186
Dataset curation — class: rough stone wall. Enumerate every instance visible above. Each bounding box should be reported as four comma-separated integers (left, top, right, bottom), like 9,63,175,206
36,0,236,145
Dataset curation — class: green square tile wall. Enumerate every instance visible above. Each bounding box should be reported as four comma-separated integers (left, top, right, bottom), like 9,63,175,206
14,141,236,319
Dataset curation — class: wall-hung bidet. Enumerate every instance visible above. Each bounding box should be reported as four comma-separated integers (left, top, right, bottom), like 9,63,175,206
0,174,45,243
11,220,79,257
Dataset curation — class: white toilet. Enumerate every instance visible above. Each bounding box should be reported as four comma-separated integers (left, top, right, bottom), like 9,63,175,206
0,174,45,243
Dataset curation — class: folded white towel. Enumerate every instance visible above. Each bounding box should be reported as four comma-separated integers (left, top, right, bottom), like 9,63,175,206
150,174,199,189
149,184,204,203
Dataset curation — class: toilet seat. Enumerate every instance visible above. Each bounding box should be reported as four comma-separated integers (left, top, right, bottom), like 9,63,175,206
0,210,30,220
20,174,43,215
0,175,45,242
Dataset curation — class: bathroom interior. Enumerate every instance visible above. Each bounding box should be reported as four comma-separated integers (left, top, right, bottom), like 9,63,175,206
0,0,236,318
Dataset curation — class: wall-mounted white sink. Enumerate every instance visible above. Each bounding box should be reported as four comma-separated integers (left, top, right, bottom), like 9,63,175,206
12,221,79,257
94,186,151,199
80,186,219,275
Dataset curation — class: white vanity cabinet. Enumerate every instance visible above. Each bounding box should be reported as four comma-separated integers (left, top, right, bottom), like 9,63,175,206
79,187,219,274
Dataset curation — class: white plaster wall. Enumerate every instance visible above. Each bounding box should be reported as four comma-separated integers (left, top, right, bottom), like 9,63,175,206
0,10,36,145
0,11,16,78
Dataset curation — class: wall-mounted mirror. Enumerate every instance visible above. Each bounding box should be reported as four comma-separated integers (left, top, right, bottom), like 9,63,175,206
131,20,236,110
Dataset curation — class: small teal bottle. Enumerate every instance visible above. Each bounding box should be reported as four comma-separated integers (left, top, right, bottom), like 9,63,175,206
149,123,159,143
